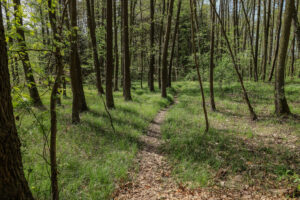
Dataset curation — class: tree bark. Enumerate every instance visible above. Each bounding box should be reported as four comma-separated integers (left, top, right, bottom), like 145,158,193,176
113,0,119,91
274,0,293,116
106,0,115,108
161,0,175,98
0,4,34,198
261,0,271,81
148,0,155,91
209,0,216,111
70,0,88,123
253,0,261,81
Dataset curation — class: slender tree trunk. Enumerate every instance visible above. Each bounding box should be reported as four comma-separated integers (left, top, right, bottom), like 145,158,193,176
161,0,175,98
253,0,261,81
122,0,132,101
274,0,293,116
209,0,258,120
13,0,44,108
292,0,300,49
209,0,216,111
113,0,119,91
168,0,182,88
261,0,271,81
268,0,284,82
148,0,155,91
47,0,67,197
86,0,104,94
158,0,166,89
0,4,34,199
190,0,209,132
106,0,115,108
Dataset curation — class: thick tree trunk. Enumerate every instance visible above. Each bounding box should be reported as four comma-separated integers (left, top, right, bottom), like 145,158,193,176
86,0,104,94
168,0,182,88
161,0,175,98
70,0,88,123
122,0,132,101
148,0,155,91
274,0,293,116
106,0,115,108
0,4,34,198
13,0,44,108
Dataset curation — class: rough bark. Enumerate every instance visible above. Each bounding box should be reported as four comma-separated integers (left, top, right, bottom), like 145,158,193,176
106,0,115,108
148,0,155,91
69,0,88,123
209,0,216,111
0,4,34,198
274,0,293,116
122,0,132,101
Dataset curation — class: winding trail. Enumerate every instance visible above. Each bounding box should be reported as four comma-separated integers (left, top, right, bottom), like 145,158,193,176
114,99,209,200
113,99,290,200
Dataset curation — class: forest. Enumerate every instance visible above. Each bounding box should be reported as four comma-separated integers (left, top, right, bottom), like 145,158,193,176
0,0,300,199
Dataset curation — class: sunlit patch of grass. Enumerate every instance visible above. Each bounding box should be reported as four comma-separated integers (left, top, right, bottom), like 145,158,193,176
16,82,173,199
161,80,300,190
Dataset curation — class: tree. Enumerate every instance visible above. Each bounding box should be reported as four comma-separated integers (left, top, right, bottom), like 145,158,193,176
274,0,294,116
190,0,209,132
168,0,182,88
106,0,115,108
148,0,155,91
161,0,175,98
86,0,104,94
13,0,44,108
70,0,88,123
122,0,132,101
113,0,119,91
0,3,33,198
253,0,261,81
209,0,216,111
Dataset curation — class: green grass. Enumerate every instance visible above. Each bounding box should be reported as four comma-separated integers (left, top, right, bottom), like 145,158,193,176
161,80,300,191
14,82,173,199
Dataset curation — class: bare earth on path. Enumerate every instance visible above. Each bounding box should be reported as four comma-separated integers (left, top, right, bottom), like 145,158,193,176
113,99,293,200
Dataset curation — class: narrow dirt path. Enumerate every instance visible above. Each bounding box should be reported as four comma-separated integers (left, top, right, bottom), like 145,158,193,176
113,100,211,200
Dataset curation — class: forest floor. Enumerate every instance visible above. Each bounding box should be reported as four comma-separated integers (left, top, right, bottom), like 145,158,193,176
113,81,299,200
16,80,299,199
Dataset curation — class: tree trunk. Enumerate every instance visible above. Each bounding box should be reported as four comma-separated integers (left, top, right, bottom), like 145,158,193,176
253,0,261,81
0,4,34,198
261,0,271,81
122,0,132,101
209,0,216,111
148,0,155,91
113,0,119,91
70,0,88,123
292,0,300,49
274,0,293,116
168,0,182,88
268,0,284,82
86,0,104,94
106,0,115,108
158,0,166,90
13,0,44,108
190,0,209,132
209,0,258,120
161,0,175,98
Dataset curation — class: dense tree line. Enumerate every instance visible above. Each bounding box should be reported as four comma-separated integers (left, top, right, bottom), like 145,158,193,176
0,0,299,198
